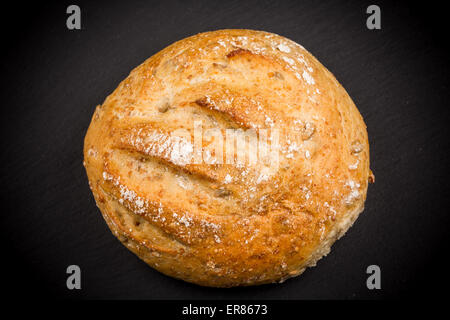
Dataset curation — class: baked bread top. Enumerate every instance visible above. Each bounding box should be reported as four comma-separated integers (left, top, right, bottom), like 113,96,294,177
83,29,373,287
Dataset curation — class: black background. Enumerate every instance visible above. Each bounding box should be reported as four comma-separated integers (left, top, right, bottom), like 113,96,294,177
1,0,449,300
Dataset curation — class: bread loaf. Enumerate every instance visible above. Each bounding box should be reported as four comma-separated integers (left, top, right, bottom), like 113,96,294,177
83,29,373,287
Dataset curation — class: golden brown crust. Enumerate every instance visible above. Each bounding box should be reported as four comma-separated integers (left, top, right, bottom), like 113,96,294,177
83,29,372,287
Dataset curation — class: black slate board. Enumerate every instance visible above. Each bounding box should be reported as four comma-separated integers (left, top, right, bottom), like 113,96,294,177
1,0,449,300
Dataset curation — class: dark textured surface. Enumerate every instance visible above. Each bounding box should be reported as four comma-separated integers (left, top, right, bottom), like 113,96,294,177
1,0,449,300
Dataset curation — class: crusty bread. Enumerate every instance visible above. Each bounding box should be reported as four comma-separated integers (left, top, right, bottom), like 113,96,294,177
83,29,373,287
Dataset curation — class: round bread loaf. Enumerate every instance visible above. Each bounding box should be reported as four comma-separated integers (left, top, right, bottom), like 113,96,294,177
83,29,373,287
